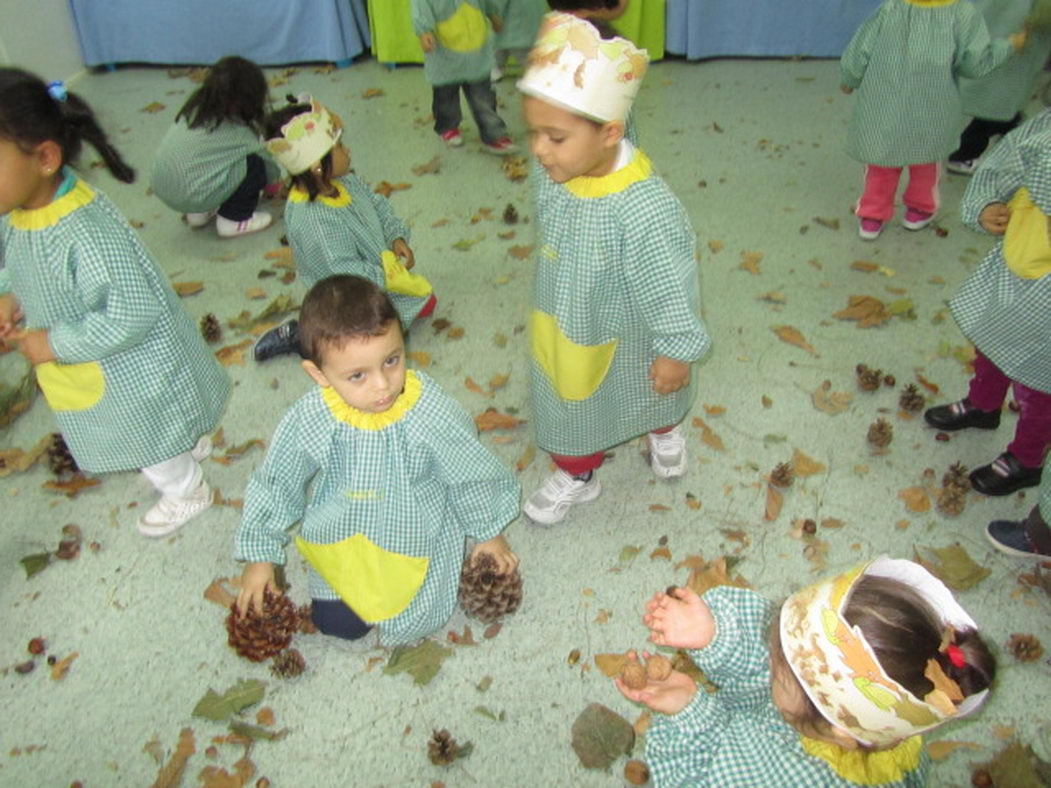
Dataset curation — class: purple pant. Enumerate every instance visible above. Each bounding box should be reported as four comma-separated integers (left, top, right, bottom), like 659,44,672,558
968,351,1051,468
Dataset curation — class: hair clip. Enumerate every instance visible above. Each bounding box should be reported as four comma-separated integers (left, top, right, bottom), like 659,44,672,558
945,643,966,669
47,80,67,102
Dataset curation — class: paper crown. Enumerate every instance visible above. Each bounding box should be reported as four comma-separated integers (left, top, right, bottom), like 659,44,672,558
265,99,342,175
779,556,987,746
517,12,648,123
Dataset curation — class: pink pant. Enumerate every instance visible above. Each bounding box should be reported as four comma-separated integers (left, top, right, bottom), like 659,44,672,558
856,163,940,222
551,425,676,476
968,351,1051,469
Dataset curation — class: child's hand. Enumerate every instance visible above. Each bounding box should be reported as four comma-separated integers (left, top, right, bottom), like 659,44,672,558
236,562,280,617
979,202,1009,234
614,650,698,716
420,32,437,53
649,356,690,395
490,14,504,33
1009,29,1028,52
469,534,518,575
0,293,24,342
644,586,715,649
17,329,55,365
392,238,415,270
840,85,854,95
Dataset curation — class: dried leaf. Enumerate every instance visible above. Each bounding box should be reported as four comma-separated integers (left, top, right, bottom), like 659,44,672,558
692,417,726,451
488,373,509,392
648,503,671,512
570,703,635,770
811,380,852,414
141,101,166,113
684,492,701,510
898,486,931,513
707,240,725,254
773,325,818,356
447,326,465,340
914,544,990,590
974,741,1044,788
383,640,452,685
739,251,763,275
464,377,487,396
411,155,442,176
452,235,485,251
927,740,981,761
211,439,265,466
703,404,726,416
833,295,890,328
373,181,411,198
42,473,101,498
203,577,238,609
151,728,195,788
474,409,523,431
142,736,164,765
447,626,478,646
50,651,78,680
618,545,642,564
474,706,505,722
594,653,628,677
361,87,385,99
227,720,288,742
757,291,787,304
764,484,784,521
813,217,840,230
650,546,672,560
245,287,267,300
515,442,536,472
684,555,751,596
850,260,879,273
594,609,612,623
0,435,52,478
408,350,431,367
172,281,204,297
476,675,493,691
0,369,38,429
20,552,52,578
431,218,449,228
508,244,534,260
215,340,253,367
256,707,275,726
192,679,266,721
792,449,826,477
915,372,940,395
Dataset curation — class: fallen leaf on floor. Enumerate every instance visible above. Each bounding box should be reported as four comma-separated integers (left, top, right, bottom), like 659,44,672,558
683,555,751,596
362,87,385,99
515,442,536,472
915,371,940,395
447,326,465,340
215,340,253,367
173,281,204,297
142,736,164,765
408,350,432,367
650,546,672,560
0,435,51,478
199,754,257,786
739,251,763,275
228,294,298,334
452,235,485,251
20,552,51,579
691,417,726,451
508,244,533,260
464,377,487,396
203,577,239,609
898,486,931,513
813,217,840,230
703,404,726,416
764,484,784,521
773,325,818,356
474,706,506,722
497,230,516,240
141,101,166,113
475,408,522,431
374,181,411,198
649,504,670,512
501,155,528,181
192,679,266,721
972,740,1044,788
721,528,751,549
227,721,288,742
707,240,725,254
212,439,265,466
811,380,852,414
758,291,787,304
476,675,493,691
263,247,294,267
50,651,78,680
488,373,509,391
245,287,267,300
821,518,845,529
447,626,477,646
803,539,830,572
571,703,635,770
431,218,449,228
914,543,990,590
384,641,453,685
151,728,195,788
685,492,701,510
792,449,826,477
594,609,612,623
411,155,442,176
42,473,101,498
850,260,879,273
833,295,891,328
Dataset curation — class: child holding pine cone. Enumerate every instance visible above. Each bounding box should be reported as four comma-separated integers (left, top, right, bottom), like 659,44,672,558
616,558,996,787
234,275,520,644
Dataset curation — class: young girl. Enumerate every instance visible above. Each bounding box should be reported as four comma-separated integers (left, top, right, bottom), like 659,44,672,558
412,0,517,153
235,275,520,644
252,98,436,361
491,0,546,81
924,113,1051,496
840,0,1026,240
517,14,710,525
0,68,230,537
150,56,280,237
618,557,995,786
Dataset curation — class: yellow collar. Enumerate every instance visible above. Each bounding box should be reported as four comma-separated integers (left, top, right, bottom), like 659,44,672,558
320,369,422,430
288,179,352,207
903,0,956,6
563,149,653,198
800,736,923,785
8,177,95,230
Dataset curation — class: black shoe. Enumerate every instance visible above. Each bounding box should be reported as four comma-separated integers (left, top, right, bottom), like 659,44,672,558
253,319,301,362
985,520,1047,557
923,398,1000,431
969,452,1042,496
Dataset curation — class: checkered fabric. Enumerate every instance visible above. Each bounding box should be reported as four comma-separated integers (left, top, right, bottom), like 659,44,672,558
411,0,499,86
150,119,280,213
0,175,229,472
530,146,710,456
841,0,1012,167
644,587,931,788
492,0,545,51
951,111,1051,393
284,174,429,327
234,370,520,646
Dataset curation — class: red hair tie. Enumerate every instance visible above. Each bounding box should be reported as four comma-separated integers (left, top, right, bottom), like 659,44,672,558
945,643,965,668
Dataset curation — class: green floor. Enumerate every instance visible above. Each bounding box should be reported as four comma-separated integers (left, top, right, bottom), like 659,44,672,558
2,57,1050,787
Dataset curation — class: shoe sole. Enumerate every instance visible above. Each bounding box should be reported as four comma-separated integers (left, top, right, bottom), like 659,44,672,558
984,524,1037,557
923,414,1000,432
970,474,1041,497
523,480,602,526
903,220,932,231
858,229,882,240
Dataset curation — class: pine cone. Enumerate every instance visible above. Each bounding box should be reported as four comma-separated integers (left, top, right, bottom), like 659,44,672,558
942,462,971,492
46,433,79,477
458,552,522,623
770,462,794,488
936,485,966,516
1007,633,1044,662
502,203,519,225
427,729,466,766
297,603,318,634
225,590,299,661
867,418,893,448
856,364,882,392
200,313,222,344
270,648,306,678
899,383,925,412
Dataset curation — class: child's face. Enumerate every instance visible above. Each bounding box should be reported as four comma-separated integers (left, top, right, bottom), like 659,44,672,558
522,96,623,183
329,141,351,179
302,320,406,413
0,139,61,215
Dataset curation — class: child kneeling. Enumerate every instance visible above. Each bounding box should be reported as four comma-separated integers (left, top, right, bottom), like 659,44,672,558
234,275,520,643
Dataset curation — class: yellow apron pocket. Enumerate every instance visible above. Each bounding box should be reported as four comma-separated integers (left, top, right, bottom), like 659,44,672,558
530,310,617,401
1003,187,1051,279
295,533,429,622
436,2,488,52
381,249,433,298
36,360,105,412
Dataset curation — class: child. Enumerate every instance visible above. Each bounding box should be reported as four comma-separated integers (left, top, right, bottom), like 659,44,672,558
987,453,1051,556
840,0,1026,240
234,275,520,643
924,114,1051,496
618,557,995,786
0,68,230,537
948,0,1051,174
252,98,436,361
150,56,280,237
491,0,546,81
412,0,517,153
517,14,710,525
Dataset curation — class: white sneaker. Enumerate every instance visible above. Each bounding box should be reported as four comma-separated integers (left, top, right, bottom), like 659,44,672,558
138,481,213,538
190,435,212,462
490,66,504,82
184,211,215,228
523,470,601,525
648,426,687,478
216,211,272,238
946,159,977,176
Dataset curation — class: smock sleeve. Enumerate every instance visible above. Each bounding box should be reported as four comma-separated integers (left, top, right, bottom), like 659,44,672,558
960,120,1030,230
686,586,776,692
365,188,411,247
411,0,438,35
840,8,881,89
954,2,1014,81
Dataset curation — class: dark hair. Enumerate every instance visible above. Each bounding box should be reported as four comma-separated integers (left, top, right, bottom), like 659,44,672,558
299,275,400,365
264,100,333,201
0,68,134,183
176,56,269,133
547,0,620,37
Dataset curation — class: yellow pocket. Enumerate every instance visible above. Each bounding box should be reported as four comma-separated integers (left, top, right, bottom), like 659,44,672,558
436,2,488,52
381,250,433,298
1004,187,1051,279
295,533,429,622
36,360,105,412
530,310,617,401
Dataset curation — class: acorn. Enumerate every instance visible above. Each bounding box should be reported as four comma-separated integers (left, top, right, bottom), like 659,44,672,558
802,518,817,535
645,653,673,681
502,203,519,225
624,759,651,786
27,637,46,655
620,660,648,690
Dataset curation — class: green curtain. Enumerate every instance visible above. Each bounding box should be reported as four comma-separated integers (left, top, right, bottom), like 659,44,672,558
367,0,665,64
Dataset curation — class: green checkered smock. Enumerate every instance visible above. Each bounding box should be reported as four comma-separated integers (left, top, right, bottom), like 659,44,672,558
412,0,499,85
643,587,930,787
953,112,1051,393
150,119,280,213
530,145,710,456
234,370,520,646
959,0,1051,122
493,0,545,51
841,0,1013,167
283,174,430,328
0,172,229,472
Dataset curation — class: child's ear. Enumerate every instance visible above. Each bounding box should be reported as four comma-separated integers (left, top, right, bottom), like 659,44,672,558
301,359,330,387
601,120,625,149
34,140,64,175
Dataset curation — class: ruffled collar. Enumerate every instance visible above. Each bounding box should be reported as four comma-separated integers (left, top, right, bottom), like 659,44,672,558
800,735,923,785
8,172,95,230
288,178,352,207
320,369,422,430
563,147,653,198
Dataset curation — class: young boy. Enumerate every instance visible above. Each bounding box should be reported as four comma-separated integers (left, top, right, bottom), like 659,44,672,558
234,275,520,644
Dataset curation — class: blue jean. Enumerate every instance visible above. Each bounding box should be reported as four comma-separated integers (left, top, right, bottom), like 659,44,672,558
432,79,507,144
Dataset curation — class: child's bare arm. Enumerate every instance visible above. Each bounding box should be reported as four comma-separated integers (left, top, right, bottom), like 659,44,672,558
645,586,715,649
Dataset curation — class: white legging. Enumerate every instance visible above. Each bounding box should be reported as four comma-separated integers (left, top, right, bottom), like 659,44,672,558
140,451,202,499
